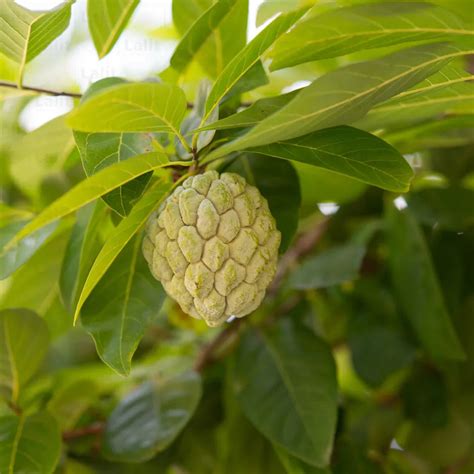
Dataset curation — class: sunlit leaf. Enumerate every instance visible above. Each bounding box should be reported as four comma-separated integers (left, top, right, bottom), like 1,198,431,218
0,309,49,403
270,2,473,69
74,178,173,324
0,411,61,474
207,42,473,159
235,320,337,467
103,372,202,462
87,0,139,58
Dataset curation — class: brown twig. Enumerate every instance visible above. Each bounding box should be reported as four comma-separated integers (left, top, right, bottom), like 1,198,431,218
0,80,82,99
193,319,242,373
269,217,329,294
62,422,104,441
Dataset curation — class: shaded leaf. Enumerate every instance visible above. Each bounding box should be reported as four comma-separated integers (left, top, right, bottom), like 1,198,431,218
247,126,414,193
386,204,465,360
270,2,472,70
0,0,73,83
87,0,139,58
235,320,337,467
81,235,166,375
0,411,61,474
0,219,57,280
290,244,366,289
7,152,180,246
67,82,187,135
226,154,301,252
206,42,472,159
74,178,172,324
0,309,49,403
59,201,107,313
275,445,331,473
103,372,202,462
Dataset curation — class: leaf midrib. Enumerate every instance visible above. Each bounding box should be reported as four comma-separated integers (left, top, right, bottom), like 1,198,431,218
8,415,25,474
3,317,19,404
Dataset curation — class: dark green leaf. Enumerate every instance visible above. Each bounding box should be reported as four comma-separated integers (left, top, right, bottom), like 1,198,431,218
87,0,139,58
103,372,202,462
275,445,331,473
81,235,166,375
386,204,465,360
290,244,366,289
0,309,49,403
235,320,338,467
206,43,472,159
270,2,472,69
225,154,301,252
0,411,61,474
247,126,414,193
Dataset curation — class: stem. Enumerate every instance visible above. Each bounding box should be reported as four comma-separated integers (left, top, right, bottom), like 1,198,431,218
0,80,82,98
62,422,104,441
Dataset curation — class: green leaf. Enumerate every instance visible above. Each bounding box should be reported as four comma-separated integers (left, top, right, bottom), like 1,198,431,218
103,372,202,462
59,201,107,313
364,81,474,131
7,152,180,247
170,0,238,73
172,0,248,78
87,0,139,58
205,42,473,159
289,243,366,289
67,82,187,135
275,445,331,474
74,77,155,216
246,126,414,193
81,235,166,375
235,320,338,467
202,7,308,125
270,2,473,70
10,115,75,200
225,154,301,252
386,204,465,360
0,309,49,403
0,220,57,280
74,178,172,324
0,411,61,474
198,91,297,131
0,0,73,84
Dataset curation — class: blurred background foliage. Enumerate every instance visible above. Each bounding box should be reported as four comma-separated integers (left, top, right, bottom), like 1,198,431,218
0,0,473,473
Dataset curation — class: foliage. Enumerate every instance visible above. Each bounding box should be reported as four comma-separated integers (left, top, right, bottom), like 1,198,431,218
0,0,473,472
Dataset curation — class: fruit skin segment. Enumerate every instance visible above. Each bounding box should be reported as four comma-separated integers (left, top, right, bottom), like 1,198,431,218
143,170,281,327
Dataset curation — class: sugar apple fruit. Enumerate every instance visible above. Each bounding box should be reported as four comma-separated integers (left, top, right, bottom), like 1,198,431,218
142,170,281,327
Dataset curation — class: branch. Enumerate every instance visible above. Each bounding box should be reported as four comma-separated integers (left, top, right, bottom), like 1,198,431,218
62,422,104,441
0,80,82,99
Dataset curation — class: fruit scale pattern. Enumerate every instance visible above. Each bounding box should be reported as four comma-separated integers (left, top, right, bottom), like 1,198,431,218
143,170,281,327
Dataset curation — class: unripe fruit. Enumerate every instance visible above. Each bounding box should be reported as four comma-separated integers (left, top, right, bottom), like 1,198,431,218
143,170,281,327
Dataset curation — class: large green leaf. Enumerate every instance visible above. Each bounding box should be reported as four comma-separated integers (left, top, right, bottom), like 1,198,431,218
270,2,473,70
59,201,107,313
74,178,172,324
9,115,75,200
87,0,139,58
289,243,366,289
103,372,202,462
202,7,308,124
247,126,413,193
0,309,49,403
6,152,181,246
225,154,301,252
0,0,73,83
235,320,338,467
275,446,331,474
81,235,166,375
0,219,57,280
172,0,248,78
386,204,465,360
0,411,61,474
205,42,472,159
170,0,237,73
67,82,187,135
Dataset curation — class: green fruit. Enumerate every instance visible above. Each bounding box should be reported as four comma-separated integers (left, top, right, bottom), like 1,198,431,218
143,170,281,327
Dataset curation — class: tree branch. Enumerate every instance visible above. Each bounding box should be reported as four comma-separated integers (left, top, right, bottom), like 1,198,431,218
0,80,82,99
62,422,104,441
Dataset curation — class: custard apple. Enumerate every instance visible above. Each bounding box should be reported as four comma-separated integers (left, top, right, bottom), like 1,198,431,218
142,170,281,327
